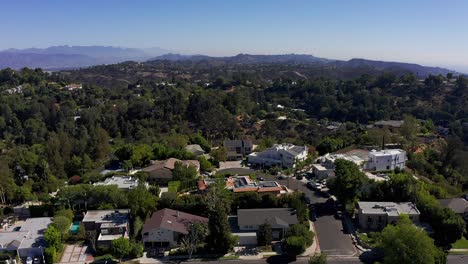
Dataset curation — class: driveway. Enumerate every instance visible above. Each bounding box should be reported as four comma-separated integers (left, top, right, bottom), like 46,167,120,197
59,244,93,264
261,174,356,257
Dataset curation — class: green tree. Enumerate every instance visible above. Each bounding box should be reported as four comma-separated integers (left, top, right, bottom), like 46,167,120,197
172,162,198,181
379,215,445,264
44,225,61,250
111,237,131,262
181,222,208,258
52,215,72,240
44,246,57,264
329,159,367,209
128,184,157,219
284,236,306,259
257,221,273,246
198,156,213,172
55,209,74,221
287,224,314,247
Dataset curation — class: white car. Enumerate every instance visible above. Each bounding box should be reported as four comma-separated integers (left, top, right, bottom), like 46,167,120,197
26,257,33,264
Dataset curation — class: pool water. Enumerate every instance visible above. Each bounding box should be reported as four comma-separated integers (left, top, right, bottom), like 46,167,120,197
70,222,80,234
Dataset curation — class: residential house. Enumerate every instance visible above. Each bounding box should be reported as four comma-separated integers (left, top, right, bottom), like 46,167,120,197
64,83,82,91
184,144,205,157
248,144,307,168
142,158,200,184
224,140,253,160
311,164,334,180
93,176,148,190
237,208,298,240
357,202,420,230
0,217,52,259
365,149,407,171
82,209,130,247
439,198,468,221
142,209,208,249
197,176,288,195
319,153,366,170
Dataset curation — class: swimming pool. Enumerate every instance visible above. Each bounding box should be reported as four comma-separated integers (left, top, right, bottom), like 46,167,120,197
70,221,80,234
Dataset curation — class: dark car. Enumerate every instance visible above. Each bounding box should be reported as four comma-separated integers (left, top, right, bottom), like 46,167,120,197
258,177,265,181
296,175,303,180
303,196,311,204
278,175,286,180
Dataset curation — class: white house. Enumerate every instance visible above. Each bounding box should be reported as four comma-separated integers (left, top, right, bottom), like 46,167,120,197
93,176,147,190
142,209,208,250
366,149,407,171
248,144,307,168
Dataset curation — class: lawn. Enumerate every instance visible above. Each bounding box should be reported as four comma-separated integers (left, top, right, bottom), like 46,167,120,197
452,237,468,249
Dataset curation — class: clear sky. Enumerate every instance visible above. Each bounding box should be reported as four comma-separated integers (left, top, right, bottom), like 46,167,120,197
1,0,468,71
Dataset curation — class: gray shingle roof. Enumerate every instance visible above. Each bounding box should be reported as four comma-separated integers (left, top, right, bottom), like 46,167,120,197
237,208,298,227
439,198,468,214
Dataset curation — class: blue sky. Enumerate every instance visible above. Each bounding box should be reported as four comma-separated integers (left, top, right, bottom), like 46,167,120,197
1,0,468,71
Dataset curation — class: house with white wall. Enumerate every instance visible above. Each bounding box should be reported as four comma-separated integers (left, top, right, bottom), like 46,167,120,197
365,149,407,171
247,144,307,168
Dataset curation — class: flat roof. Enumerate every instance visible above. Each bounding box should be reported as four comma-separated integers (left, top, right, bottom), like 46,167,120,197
370,149,405,156
82,209,129,224
94,176,140,189
10,217,52,249
312,164,327,170
358,202,419,216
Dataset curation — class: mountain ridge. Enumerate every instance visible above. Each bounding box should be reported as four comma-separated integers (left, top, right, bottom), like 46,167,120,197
149,53,462,77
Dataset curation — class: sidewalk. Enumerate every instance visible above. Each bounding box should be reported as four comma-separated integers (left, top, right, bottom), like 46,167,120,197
301,220,321,256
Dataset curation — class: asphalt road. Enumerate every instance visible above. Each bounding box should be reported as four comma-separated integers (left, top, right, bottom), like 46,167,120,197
265,175,356,256
178,255,468,264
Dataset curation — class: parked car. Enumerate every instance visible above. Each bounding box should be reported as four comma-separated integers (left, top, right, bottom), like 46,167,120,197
26,257,32,264
306,181,315,189
303,196,311,204
296,175,303,180
258,177,265,181
278,175,286,180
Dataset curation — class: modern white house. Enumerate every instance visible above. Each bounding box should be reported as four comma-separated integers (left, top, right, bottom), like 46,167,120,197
365,149,407,171
248,144,307,168
93,176,147,190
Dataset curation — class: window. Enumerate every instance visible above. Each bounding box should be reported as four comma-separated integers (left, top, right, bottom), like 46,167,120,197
367,216,372,223
378,216,382,222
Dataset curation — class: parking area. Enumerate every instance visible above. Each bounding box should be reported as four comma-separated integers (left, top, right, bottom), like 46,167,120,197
59,244,93,264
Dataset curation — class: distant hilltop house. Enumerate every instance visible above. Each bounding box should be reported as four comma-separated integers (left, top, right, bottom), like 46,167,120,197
198,175,289,195
142,208,208,250
224,139,253,160
93,176,147,190
184,144,205,157
142,158,200,184
82,209,130,247
318,153,366,170
368,120,404,132
64,83,82,91
5,85,24,94
357,202,420,230
248,143,307,168
0,217,52,259
365,149,407,171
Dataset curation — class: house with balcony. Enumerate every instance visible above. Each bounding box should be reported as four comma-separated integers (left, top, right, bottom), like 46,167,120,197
247,144,307,168
82,209,130,247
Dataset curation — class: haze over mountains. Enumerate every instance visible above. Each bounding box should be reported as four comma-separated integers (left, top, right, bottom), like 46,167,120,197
0,45,462,77
0,45,169,69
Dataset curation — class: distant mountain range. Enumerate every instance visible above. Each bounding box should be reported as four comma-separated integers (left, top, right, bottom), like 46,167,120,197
0,45,170,69
0,46,462,76
149,53,460,77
